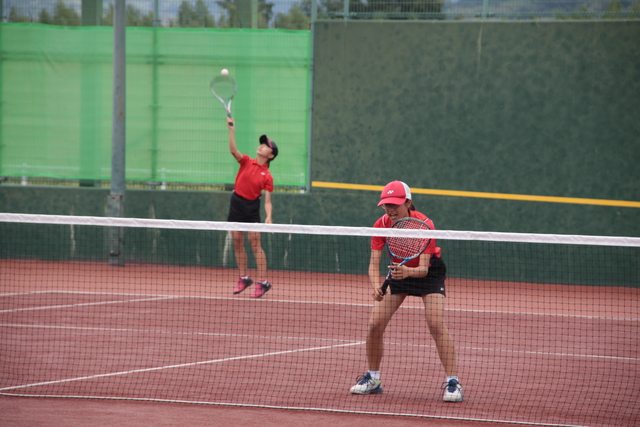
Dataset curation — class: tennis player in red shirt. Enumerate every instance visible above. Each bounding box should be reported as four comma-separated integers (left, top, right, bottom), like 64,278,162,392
349,181,463,402
226,117,278,298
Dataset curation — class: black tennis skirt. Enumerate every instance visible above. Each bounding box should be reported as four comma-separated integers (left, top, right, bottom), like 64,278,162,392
227,192,261,223
387,257,447,297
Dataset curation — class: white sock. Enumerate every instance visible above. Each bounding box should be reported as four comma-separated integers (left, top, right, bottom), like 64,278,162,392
446,376,458,383
368,370,381,380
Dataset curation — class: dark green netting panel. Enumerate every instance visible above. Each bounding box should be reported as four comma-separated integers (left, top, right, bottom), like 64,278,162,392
0,23,310,187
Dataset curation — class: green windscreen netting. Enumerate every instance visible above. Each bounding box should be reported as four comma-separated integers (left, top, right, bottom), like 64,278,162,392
0,24,310,187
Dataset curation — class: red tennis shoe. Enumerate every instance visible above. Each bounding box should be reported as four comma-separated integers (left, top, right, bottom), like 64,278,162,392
233,276,253,294
251,280,272,298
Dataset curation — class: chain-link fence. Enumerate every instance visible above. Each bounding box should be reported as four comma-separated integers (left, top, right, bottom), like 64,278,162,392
2,1,639,30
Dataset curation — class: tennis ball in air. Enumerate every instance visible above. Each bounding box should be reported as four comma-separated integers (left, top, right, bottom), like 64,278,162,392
221,69,229,76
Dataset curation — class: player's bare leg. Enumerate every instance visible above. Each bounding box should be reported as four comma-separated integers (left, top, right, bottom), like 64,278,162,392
423,293,463,402
350,293,405,394
366,293,405,370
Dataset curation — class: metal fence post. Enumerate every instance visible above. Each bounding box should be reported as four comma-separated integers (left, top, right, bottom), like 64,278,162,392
109,0,126,266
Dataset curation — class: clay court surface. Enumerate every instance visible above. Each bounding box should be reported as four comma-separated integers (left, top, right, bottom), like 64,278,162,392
1,260,638,426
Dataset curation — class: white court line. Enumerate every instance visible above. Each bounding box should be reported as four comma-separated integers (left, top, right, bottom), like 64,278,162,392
0,394,594,427
0,291,62,297
1,322,637,362
455,345,639,362
1,290,637,321
0,323,359,344
0,295,181,313
0,341,364,392
446,307,639,322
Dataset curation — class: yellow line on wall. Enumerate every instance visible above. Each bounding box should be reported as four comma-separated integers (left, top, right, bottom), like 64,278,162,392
311,181,640,208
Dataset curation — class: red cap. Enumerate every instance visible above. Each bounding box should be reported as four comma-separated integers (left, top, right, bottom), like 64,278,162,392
378,181,412,206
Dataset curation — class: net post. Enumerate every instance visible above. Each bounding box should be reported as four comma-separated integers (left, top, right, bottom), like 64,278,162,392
107,194,125,266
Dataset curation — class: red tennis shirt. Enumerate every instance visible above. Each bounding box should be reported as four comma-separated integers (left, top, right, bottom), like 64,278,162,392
371,210,440,267
233,154,274,201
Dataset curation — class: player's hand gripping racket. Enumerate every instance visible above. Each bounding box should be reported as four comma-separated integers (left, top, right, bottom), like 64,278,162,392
210,75,237,123
381,217,432,295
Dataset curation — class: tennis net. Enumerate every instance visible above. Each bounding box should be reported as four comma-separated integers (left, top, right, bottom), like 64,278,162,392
1,214,638,426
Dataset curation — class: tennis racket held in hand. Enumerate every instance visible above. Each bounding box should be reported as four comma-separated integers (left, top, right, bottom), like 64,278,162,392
210,75,237,122
381,217,432,295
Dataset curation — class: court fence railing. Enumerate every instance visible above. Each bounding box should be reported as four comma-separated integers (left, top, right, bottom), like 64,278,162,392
2,0,639,31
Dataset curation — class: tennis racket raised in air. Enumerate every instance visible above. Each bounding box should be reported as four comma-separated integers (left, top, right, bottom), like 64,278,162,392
210,75,237,121
381,217,432,294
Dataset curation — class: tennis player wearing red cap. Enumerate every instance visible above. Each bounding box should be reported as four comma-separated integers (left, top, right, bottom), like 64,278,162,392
349,181,463,402
226,117,278,298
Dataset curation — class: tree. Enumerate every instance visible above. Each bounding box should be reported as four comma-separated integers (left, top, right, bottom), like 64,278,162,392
10,2,80,26
39,9,54,25
604,0,623,18
275,0,310,29
103,3,155,27
174,0,215,27
51,0,81,26
629,2,640,19
8,7,32,23
216,0,275,28
273,0,341,28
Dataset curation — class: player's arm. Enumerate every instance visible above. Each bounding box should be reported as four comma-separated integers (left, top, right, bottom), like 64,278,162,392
227,118,243,162
368,249,385,301
263,190,273,224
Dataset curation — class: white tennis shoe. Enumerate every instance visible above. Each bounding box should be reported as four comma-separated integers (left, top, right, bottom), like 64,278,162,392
442,379,463,402
350,373,383,394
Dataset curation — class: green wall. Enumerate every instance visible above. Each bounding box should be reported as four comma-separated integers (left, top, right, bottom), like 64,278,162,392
311,20,640,236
